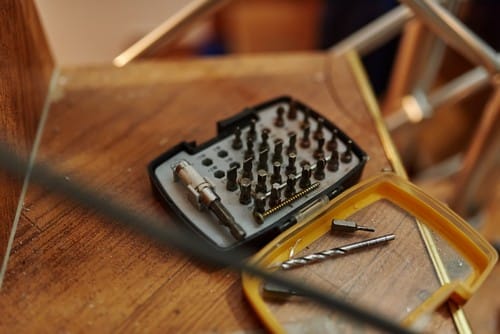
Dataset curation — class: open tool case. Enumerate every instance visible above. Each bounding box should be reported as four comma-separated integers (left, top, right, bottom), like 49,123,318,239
149,96,368,251
242,173,498,332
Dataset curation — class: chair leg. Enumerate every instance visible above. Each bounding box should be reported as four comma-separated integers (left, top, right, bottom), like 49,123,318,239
451,87,500,216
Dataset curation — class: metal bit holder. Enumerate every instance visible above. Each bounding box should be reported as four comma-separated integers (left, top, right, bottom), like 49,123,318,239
149,96,367,251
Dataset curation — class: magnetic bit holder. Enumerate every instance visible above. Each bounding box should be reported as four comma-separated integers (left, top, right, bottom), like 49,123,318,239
173,159,246,240
278,234,395,270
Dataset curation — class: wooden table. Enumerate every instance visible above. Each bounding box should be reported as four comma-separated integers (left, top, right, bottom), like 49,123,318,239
0,52,463,332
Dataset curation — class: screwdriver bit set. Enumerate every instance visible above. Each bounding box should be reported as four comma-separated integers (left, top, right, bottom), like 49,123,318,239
148,96,368,251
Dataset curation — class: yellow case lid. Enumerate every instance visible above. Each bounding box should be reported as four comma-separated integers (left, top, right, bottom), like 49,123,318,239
242,173,497,332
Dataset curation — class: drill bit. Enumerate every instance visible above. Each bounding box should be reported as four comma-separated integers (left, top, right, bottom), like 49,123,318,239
278,234,395,270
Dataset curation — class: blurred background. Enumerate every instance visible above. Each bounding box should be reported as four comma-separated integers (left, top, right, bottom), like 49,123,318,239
35,0,499,218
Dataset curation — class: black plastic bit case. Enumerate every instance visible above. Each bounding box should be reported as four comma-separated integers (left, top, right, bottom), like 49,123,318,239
148,96,368,253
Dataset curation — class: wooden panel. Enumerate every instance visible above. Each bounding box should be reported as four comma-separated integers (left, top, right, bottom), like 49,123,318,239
0,53,455,332
0,0,54,273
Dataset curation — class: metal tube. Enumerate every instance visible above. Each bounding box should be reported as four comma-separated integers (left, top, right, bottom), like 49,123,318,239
400,0,500,74
330,5,413,56
428,66,489,107
385,66,489,130
113,0,231,67
411,0,462,93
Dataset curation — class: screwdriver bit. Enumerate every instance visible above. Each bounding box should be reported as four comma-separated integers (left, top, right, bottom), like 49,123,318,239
275,106,285,127
331,219,375,233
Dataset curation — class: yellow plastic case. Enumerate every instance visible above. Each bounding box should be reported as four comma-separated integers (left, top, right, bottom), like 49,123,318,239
242,173,497,332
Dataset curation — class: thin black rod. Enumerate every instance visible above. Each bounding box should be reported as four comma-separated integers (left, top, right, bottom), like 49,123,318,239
0,142,414,334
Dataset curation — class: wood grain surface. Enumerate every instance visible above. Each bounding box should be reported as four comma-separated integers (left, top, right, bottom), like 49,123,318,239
0,0,54,271
0,53,457,332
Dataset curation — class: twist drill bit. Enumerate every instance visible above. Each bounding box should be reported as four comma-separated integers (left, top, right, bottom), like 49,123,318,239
278,234,395,270
173,160,246,240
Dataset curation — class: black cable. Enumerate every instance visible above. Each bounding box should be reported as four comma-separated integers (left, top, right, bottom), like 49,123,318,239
0,142,414,334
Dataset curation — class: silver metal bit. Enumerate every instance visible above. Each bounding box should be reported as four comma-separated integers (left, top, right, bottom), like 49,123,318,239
244,138,254,159
299,164,311,189
232,126,243,150
259,128,270,151
341,140,353,163
173,160,245,240
313,137,325,159
313,158,326,180
257,148,268,171
279,234,395,270
247,119,257,141
327,150,339,172
314,118,325,140
239,177,252,205
287,131,297,154
285,152,297,176
327,128,338,151
272,139,283,163
226,166,238,192
262,281,300,300
271,161,282,184
242,157,254,180
253,192,267,217
269,183,282,207
284,174,297,198
331,219,375,233
255,169,268,194
300,125,311,148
